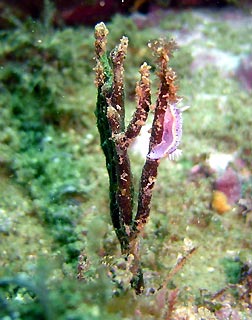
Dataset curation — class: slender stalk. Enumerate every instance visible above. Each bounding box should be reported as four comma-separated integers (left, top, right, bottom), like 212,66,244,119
125,62,151,145
133,39,179,237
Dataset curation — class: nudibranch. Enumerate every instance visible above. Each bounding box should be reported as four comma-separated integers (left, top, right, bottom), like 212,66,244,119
147,101,189,160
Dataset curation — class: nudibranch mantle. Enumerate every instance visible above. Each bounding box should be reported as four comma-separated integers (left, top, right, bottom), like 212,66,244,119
147,102,188,160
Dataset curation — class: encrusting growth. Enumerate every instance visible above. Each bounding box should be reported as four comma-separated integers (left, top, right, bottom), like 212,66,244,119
94,22,185,294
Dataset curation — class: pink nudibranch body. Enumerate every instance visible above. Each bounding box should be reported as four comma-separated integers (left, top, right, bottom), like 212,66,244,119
147,102,188,160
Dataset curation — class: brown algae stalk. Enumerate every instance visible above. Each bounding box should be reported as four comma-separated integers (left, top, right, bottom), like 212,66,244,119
94,22,184,294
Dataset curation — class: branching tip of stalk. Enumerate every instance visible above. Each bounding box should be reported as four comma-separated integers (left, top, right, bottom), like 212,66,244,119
94,22,109,58
119,36,129,55
94,22,109,88
148,38,178,61
111,36,128,64
139,62,151,87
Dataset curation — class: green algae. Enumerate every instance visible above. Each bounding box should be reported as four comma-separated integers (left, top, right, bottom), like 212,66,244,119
0,177,53,276
0,4,252,319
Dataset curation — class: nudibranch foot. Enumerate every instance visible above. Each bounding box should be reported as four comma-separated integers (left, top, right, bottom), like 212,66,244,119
147,142,168,160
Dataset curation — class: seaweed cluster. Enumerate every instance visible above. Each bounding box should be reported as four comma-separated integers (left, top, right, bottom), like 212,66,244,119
94,22,187,293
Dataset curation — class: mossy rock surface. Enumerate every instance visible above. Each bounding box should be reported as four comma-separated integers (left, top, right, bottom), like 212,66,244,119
0,5,252,319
